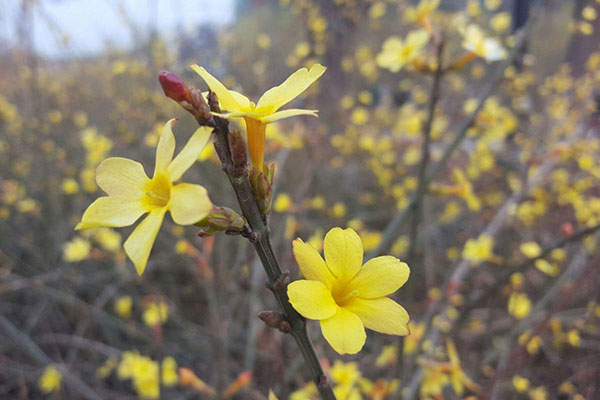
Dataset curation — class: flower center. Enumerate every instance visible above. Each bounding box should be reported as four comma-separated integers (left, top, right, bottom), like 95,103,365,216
143,173,171,209
332,283,359,307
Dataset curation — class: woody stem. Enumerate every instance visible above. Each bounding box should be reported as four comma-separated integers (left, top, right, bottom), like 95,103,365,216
209,114,336,400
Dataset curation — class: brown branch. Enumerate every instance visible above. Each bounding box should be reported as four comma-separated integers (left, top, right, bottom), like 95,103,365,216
162,80,336,399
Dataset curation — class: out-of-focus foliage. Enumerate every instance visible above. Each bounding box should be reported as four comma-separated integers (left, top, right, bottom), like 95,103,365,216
1,0,600,399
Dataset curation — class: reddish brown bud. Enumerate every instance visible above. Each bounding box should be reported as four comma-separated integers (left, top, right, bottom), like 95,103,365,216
228,129,248,177
258,311,291,333
561,222,574,237
158,71,190,103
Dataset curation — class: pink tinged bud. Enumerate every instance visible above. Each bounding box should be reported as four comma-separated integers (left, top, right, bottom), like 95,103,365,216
158,71,190,102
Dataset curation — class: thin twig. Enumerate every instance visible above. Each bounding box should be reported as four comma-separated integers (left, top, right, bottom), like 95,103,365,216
397,36,445,381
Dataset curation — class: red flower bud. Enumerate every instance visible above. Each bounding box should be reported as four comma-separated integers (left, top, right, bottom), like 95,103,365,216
561,222,574,237
158,71,190,103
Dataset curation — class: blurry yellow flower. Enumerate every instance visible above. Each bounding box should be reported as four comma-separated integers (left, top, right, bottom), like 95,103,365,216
526,336,542,354
404,321,426,354
534,259,559,277
520,241,542,258
405,0,440,24
529,386,548,400
582,6,597,21
330,202,347,218
93,227,122,252
114,296,132,319
76,120,213,274
120,352,160,399
143,300,169,326
307,228,324,252
96,356,118,379
491,12,512,33
566,329,580,347
376,30,430,73
376,344,398,367
61,178,79,194
446,340,479,396
191,63,325,170
462,24,507,62
287,227,410,354
462,234,494,265
274,193,293,212
39,365,62,394
256,33,271,49
290,383,318,400
63,237,91,262
161,357,179,386
508,292,532,319
485,0,502,11
369,2,386,19
513,375,530,393
351,107,369,125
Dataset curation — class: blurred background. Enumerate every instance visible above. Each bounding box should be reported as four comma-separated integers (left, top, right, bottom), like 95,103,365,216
1,0,600,399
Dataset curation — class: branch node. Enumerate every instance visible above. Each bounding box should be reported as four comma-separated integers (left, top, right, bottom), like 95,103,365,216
273,271,291,292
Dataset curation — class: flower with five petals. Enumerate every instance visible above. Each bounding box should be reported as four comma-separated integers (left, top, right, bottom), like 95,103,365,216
190,63,326,170
287,227,410,354
76,119,213,274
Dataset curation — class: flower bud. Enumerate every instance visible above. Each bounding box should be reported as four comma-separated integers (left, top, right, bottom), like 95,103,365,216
258,311,291,333
196,206,247,235
228,129,248,177
158,71,191,103
249,166,273,218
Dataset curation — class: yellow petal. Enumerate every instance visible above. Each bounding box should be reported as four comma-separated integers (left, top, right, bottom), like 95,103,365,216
229,90,253,110
76,197,145,230
124,208,166,275
190,65,246,112
259,108,318,124
343,297,409,336
255,64,326,114
292,238,335,288
169,183,212,225
155,119,177,175
287,280,337,320
96,157,149,199
323,227,363,282
320,308,366,354
347,256,410,298
168,126,212,181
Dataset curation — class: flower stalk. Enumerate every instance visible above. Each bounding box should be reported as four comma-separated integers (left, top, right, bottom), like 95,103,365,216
160,74,336,399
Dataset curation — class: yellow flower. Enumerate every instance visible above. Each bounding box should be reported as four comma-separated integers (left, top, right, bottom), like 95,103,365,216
161,357,179,386
461,24,507,62
76,119,213,274
143,300,169,326
191,64,325,170
39,365,62,394
508,292,532,319
446,340,479,396
114,296,132,318
462,234,494,265
287,227,410,354
405,0,440,23
376,30,430,73
63,237,91,262
520,241,542,258
513,375,530,393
